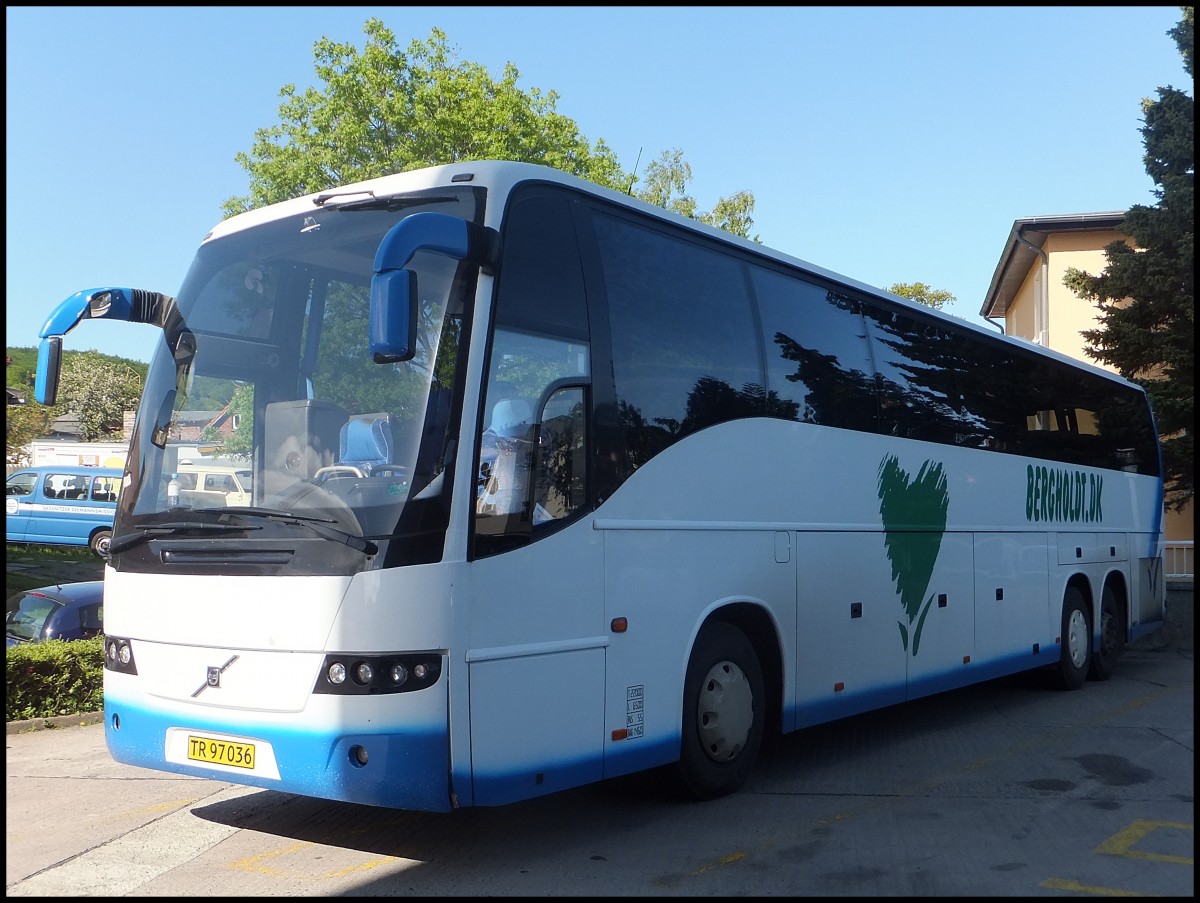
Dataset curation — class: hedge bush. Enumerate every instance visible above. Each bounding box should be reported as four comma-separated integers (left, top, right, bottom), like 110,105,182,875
6,637,104,722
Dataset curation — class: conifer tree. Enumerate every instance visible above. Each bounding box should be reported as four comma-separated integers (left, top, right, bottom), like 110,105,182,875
1064,7,1194,510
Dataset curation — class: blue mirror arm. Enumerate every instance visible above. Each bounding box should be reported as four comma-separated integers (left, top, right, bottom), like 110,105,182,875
38,287,176,338
373,213,498,275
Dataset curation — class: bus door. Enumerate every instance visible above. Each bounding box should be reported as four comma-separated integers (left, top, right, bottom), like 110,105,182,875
465,185,602,806
465,380,602,807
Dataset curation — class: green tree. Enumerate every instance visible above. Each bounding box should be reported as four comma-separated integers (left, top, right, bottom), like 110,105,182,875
7,346,147,461
56,353,143,442
886,282,956,311
201,382,255,459
635,149,759,241
1063,6,1193,511
5,403,58,466
222,21,754,239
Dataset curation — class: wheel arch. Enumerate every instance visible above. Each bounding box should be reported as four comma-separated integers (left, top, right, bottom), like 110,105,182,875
1064,572,1094,632
1099,568,1130,645
697,601,785,739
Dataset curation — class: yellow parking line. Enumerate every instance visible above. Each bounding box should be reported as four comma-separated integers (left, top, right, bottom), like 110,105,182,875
1041,876,1144,896
1094,819,1194,865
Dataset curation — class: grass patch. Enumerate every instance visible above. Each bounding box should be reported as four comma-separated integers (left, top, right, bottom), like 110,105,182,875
5,544,106,597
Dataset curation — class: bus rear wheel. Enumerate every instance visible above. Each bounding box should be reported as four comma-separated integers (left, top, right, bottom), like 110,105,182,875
1051,586,1091,691
1088,585,1123,682
674,621,764,801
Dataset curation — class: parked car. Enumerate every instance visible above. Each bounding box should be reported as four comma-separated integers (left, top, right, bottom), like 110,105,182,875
5,580,104,647
175,460,254,507
6,465,122,557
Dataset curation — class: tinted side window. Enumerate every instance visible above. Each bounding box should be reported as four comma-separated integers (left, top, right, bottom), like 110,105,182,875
1000,350,1159,474
594,212,763,470
474,188,591,557
861,303,970,445
753,267,877,433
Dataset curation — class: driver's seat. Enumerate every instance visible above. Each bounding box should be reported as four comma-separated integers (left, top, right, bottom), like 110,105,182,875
336,414,393,476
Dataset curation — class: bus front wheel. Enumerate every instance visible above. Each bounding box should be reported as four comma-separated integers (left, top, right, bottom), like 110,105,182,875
674,621,764,801
1052,586,1091,691
1088,585,1123,682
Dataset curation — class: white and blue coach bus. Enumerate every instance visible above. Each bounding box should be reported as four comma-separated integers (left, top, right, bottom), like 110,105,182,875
34,161,1166,811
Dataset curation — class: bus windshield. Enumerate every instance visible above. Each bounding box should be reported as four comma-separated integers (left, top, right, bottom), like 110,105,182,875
115,186,483,573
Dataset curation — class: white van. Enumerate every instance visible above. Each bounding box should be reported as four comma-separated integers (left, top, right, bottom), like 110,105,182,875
174,462,253,507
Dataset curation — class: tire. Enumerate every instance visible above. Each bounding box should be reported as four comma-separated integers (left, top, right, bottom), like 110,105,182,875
89,529,112,559
1051,586,1091,691
674,621,765,801
1088,585,1123,682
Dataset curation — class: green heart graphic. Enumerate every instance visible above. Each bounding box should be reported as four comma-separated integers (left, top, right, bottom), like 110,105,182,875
877,455,949,656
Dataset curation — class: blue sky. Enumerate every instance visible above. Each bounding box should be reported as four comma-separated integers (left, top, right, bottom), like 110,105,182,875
5,6,1188,364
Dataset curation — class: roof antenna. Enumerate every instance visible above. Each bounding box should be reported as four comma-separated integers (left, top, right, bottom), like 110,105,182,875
627,147,643,195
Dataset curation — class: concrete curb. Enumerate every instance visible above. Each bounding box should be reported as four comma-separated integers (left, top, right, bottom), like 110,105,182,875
7,711,105,735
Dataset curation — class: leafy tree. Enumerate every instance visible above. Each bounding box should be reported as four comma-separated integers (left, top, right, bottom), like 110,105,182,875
5,403,58,466
56,352,143,442
636,149,759,241
5,347,40,389
6,346,147,461
1063,6,1193,511
201,382,255,459
222,21,755,239
887,282,956,311
6,346,147,396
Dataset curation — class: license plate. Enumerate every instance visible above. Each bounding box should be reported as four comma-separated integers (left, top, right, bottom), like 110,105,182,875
187,735,256,769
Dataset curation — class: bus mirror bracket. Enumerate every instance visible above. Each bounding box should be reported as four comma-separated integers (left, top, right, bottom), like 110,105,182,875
370,213,498,364
34,287,175,406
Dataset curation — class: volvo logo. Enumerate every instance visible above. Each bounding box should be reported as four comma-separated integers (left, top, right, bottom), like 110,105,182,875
192,655,240,698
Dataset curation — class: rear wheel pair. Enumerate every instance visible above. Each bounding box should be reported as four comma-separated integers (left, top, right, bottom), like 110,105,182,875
1051,584,1123,690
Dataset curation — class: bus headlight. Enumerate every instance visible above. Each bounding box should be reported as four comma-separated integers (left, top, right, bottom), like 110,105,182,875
314,652,442,695
102,636,138,675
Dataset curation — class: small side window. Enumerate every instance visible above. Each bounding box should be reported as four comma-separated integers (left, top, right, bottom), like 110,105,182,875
6,473,36,497
531,386,587,526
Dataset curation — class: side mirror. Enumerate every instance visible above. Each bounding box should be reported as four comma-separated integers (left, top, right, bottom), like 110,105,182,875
34,336,62,406
34,286,175,405
370,269,418,363
369,213,497,363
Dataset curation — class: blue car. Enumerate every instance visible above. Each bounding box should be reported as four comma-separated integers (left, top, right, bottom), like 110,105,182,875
6,580,104,647
6,465,122,557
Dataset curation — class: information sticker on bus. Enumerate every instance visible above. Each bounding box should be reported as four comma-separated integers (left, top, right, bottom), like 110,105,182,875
187,735,256,769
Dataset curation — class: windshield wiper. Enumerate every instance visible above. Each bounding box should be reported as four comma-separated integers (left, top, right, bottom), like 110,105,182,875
219,507,377,555
330,194,459,212
108,521,259,554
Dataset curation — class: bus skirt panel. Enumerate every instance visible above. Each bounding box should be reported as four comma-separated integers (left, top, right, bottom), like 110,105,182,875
103,680,453,812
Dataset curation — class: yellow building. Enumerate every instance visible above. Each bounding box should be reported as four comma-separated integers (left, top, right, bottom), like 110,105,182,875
979,213,1193,581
